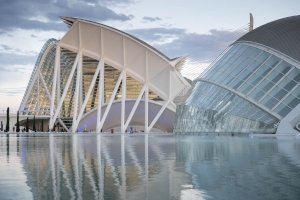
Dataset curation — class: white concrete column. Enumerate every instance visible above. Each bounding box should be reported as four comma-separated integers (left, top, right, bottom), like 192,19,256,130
96,61,105,133
50,46,60,129
145,51,149,133
72,52,82,133
121,71,126,133
50,53,80,130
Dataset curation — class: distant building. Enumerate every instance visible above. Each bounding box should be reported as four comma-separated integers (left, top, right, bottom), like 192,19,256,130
19,17,190,133
174,16,300,134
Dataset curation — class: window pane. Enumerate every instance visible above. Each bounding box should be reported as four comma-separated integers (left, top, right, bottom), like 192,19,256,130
277,76,297,93
261,94,279,109
264,56,280,68
278,106,292,116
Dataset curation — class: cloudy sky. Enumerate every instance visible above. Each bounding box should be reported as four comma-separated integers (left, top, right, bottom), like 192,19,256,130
0,0,299,111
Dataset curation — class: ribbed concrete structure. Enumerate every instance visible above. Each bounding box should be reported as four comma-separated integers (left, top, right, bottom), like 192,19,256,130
19,17,190,133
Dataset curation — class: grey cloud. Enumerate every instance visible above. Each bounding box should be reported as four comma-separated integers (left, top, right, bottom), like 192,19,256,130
0,0,133,32
0,52,36,66
143,16,162,22
158,29,243,60
0,87,27,96
0,44,12,51
128,27,185,42
86,0,135,6
128,27,245,61
0,44,38,56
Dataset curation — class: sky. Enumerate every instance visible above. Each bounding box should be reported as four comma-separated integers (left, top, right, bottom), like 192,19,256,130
0,0,299,111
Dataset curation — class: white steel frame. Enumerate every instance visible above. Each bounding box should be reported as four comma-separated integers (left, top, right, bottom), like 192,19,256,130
17,19,189,132
48,19,189,133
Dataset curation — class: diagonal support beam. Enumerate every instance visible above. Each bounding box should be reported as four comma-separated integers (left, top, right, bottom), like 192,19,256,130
97,70,125,132
50,46,60,119
74,60,104,131
121,71,126,132
124,85,146,131
50,53,80,129
58,118,69,132
39,71,51,100
148,99,171,132
72,52,82,133
96,62,105,133
144,51,149,133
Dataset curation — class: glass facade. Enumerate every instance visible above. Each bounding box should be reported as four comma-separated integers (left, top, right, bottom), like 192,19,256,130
174,43,300,133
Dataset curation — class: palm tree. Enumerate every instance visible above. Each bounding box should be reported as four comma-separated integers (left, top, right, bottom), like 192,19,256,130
41,119,44,132
26,117,29,132
16,111,20,132
5,107,9,132
33,115,36,132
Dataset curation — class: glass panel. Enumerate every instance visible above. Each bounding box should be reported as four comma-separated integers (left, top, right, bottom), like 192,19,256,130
283,85,300,109
244,65,273,91
291,85,300,99
239,81,255,94
209,45,249,81
261,94,280,109
272,61,291,76
294,73,300,83
264,56,280,68
272,86,289,101
253,79,274,94
286,68,300,83
265,67,287,84
273,103,292,117
249,87,266,101
277,76,297,94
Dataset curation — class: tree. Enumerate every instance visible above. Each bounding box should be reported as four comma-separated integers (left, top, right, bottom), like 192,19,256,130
5,107,9,132
26,117,29,132
0,121,3,132
33,115,36,132
41,119,44,132
16,111,20,132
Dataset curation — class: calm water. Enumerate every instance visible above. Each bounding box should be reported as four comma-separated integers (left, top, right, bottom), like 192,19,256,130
0,134,300,200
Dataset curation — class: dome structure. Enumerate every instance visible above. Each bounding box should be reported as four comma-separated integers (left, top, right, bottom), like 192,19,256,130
237,15,300,63
174,16,300,134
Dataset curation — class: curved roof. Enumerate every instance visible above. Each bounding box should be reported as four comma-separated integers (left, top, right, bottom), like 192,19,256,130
58,17,190,102
236,15,300,62
61,16,172,61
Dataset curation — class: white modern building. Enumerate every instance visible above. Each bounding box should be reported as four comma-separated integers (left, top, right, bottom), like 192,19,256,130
19,17,190,133
174,15,300,134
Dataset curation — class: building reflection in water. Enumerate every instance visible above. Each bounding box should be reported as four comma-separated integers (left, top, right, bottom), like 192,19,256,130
2,134,193,200
1,134,299,200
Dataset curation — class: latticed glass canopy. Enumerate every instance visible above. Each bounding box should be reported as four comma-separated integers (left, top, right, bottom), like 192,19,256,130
202,43,300,117
174,42,300,133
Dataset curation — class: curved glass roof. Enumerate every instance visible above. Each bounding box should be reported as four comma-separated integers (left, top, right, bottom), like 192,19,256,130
236,15,300,63
200,43,300,119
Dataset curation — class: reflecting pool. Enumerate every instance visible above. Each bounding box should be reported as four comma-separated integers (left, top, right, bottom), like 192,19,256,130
0,134,300,200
